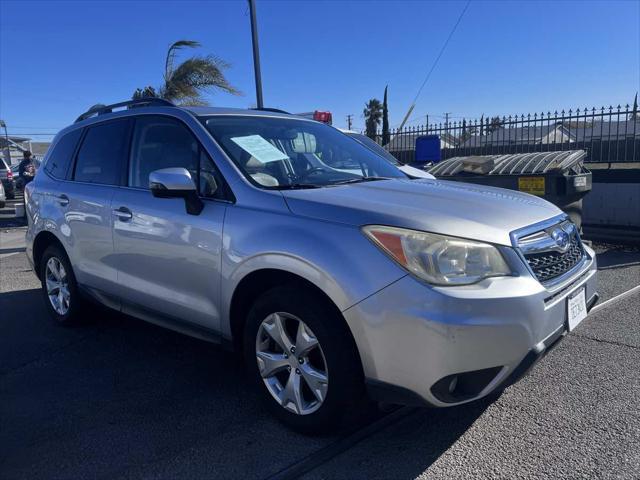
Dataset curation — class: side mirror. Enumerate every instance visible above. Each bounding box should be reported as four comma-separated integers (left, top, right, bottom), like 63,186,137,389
149,168,204,215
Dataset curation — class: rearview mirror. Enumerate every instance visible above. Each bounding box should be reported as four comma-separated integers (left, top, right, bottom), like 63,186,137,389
149,168,203,216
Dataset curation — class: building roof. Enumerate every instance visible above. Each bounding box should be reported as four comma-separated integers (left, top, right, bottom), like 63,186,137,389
570,120,640,140
461,124,572,147
0,135,31,148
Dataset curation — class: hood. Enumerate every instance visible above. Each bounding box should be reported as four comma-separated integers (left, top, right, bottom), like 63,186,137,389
282,178,562,246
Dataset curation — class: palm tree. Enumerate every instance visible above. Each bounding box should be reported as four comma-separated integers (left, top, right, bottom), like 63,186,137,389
486,116,505,133
364,98,383,139
630,92,638,121
133,40,241,105
382,86,390,146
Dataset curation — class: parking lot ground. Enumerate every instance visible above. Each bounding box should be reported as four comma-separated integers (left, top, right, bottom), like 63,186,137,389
0,192,26,228
304,294,640,480
1,226,639,479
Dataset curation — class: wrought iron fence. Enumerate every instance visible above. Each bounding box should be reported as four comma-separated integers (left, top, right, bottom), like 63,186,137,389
372,105,639,166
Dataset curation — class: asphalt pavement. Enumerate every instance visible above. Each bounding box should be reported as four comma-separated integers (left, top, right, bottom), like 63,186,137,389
1,204,639,479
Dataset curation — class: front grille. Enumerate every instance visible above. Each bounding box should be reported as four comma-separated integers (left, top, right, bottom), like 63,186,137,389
523,233,585,283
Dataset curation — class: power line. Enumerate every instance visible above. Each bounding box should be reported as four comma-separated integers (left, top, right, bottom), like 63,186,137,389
396,0,471,132
6,133,57,136
6,126,64,129
409,0,471,107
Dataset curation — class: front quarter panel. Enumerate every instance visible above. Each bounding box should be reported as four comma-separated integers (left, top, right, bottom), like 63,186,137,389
219,204,408,339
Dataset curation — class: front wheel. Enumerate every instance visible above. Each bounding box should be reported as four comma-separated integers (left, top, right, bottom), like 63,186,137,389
244,285,364,433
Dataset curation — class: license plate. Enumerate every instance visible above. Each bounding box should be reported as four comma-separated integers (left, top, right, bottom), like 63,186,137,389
518,176,545,196
567,287,587,331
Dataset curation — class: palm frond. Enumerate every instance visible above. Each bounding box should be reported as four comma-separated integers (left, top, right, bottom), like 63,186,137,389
161,55,241,104
164,40,201,81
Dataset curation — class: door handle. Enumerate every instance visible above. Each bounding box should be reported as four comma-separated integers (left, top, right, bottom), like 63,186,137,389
112,206,133,221
56,194,69,206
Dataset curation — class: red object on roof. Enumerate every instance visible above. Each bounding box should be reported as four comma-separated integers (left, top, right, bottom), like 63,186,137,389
313,111,332,124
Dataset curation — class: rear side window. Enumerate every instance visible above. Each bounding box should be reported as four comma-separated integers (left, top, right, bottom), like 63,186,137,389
74,120,129,185
45,128,82,179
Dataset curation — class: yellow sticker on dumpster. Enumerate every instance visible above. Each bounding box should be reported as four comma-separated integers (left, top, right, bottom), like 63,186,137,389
518,177,545,196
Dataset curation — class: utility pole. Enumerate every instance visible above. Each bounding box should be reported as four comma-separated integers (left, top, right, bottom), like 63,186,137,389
0,120,9,165
443,112,451,129
346,114,353,130
248,0,264,109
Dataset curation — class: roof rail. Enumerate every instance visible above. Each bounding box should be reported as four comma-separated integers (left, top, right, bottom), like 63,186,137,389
251,107,291,115
75,98,175,123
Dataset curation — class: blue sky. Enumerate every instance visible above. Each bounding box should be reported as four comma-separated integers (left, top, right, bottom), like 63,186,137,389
1,0,639,141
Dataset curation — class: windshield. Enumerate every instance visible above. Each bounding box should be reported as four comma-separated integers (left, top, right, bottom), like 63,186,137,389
345,132,399,165
202,115,405,189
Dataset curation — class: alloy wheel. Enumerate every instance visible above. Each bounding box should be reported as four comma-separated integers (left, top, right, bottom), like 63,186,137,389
45,257,70,316
255,312,329,415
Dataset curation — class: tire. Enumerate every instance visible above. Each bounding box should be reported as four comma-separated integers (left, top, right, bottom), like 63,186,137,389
40,244,84,326
243,284,364,434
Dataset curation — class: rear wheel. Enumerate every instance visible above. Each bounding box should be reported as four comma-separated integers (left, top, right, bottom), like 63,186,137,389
244,285,364,433
40,245,83,325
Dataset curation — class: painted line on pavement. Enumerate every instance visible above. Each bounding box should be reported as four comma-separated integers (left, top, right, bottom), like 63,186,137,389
592,284,640,313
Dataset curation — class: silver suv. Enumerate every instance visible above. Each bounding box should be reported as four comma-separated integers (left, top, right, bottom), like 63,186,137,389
25,99,598,432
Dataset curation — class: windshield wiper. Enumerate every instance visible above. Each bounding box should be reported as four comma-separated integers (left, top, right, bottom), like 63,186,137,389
274,183,323,190
328,176,390,186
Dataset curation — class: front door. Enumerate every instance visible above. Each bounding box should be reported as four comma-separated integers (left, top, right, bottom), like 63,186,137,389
111,115,228,331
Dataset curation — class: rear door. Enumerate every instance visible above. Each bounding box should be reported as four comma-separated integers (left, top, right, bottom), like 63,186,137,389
63,118,130,297
111,114,228,331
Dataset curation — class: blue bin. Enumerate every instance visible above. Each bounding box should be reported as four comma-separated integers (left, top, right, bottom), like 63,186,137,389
415,135,442,164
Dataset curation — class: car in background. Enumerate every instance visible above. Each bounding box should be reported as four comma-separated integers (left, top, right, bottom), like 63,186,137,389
0,179,5,208
0,158,16,199
340,129,435,180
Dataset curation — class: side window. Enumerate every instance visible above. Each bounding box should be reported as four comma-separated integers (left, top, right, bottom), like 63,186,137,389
44,128,82,179
129,116,226,199
74,120,129,185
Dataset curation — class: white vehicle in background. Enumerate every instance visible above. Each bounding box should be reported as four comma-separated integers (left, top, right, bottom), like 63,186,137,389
294,110,433,179
339,129,435,180
0,179,5,208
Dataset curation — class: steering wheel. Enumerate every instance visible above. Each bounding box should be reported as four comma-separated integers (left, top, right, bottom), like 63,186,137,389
298,167,330,180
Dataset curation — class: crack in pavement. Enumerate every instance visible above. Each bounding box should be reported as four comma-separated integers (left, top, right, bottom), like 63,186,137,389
572,333,640,350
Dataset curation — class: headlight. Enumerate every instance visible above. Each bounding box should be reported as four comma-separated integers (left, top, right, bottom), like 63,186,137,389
362,225,511,286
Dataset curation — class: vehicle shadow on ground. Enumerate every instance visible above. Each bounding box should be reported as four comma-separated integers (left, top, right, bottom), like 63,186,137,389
304,399,491,480
0,285,488,479
1,287,388,479
595,244,640,269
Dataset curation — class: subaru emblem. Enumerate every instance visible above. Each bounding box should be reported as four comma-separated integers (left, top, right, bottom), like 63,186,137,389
551,228,570,252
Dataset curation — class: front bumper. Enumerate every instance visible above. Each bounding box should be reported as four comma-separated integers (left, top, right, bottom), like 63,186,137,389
344,245,598,407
